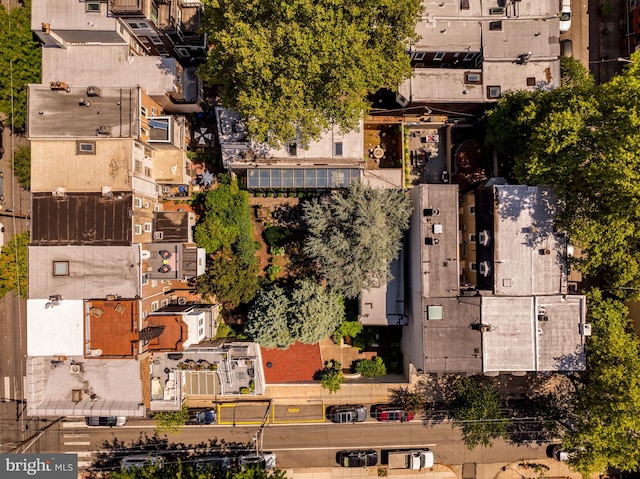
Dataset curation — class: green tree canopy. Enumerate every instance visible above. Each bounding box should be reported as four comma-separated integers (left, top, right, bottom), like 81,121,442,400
153,403,190,434
244,279,344,349
564,290,640,475
0,232,29,298
12,146,31,190
450,377,510,450
0,0,41,131
199,0,422,146
194,176,256,259
303,182,412,298
197,249,260,308
485,50,640,297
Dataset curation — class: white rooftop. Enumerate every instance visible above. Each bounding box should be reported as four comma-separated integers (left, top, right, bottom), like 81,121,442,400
27,299,84,356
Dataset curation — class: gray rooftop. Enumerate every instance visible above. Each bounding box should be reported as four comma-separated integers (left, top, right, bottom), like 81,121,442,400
28,84,139,139
26,355,145,418
491,185,567,295
360,254,406,326
411,184,460,299
28,246,141,300
422,297,483,374
481,295,586,373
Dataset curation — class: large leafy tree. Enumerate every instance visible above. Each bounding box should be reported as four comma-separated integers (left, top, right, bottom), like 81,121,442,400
197,249,260,308
0,232,29,298
0,0,41,131
199,0,422,146
564,290,640,475
303,182,412,298
485,50,640,297
195,176,260,308
450,377,510,450
244,279,344,349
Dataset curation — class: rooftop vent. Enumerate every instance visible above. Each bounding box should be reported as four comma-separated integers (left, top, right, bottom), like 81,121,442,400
101,186,113,197
86,86,101,97
52,187,66,198
70,364,83,374
154,231,164,240
96,125,111,136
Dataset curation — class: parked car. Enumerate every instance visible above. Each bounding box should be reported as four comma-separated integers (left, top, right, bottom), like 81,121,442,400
120,454,164,471
336,450,378,467
188,409,216,425
551,445,571,462
195,456,231,471
0,119,4,159
85,416,127,427
239,452,277,470
371,405,415,422
559,0,571,33
327,405,367,423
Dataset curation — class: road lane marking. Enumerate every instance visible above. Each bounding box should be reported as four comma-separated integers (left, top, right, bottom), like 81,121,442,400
3,376,9,401
64,441,91,446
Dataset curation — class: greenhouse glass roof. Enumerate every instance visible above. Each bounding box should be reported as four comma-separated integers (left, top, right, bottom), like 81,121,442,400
246,168,361,189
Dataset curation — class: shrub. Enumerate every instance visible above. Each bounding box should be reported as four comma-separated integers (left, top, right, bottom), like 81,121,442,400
316,360,344,394
215,320,234,339
332,320,363,344
355,357,386,377
264,225,290,246
240,387,251,394
270,246,285,256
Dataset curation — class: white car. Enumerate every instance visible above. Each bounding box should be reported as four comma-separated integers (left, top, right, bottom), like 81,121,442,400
239,452,277,470
559,0,571,33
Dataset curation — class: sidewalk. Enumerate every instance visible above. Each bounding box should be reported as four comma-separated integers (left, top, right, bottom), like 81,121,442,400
283,460,582,479
285,459,582,479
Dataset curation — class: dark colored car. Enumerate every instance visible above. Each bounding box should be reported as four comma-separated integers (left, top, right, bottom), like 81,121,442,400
371,405,415,423
327,405,367,423
188,409,217,425
336,450,378,467
0,119,4,160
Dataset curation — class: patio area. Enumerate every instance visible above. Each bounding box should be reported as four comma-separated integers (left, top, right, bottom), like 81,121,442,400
148,342,264,411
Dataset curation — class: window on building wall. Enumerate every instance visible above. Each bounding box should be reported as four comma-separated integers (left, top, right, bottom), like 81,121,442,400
469,234,476,242
489,21,503,31
526,77,536,86
135,198,142,208
135,224,142,235
144,167,152,177
52,261,69,276
470,262,477,271
151,301,159,311
144,223,152,232
141,106,147,117
151,107,158,116
288,142,297,156
142,273,148,285
469,206,475,214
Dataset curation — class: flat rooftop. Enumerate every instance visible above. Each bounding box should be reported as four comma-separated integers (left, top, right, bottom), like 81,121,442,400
28,245,140,300
28,84,139,139
31,192,133,246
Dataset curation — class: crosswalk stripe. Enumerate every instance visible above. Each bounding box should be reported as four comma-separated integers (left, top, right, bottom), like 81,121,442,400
63,433,89,438
3,376,9,402
62,421,86,428
64,441,90,446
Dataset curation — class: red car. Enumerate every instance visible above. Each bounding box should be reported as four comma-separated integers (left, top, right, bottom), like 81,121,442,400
372,405,415,422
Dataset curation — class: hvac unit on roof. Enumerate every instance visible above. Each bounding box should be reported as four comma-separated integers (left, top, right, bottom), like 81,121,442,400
101,186,112,197
70,364,83,374
96,125,111,136
52,187,66,197
141,250,151,260
153,231,164,240
579,323,592,336
177,297,187,305
86,86,101,97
